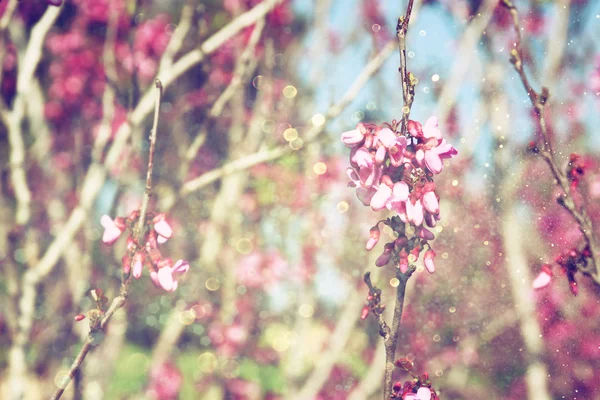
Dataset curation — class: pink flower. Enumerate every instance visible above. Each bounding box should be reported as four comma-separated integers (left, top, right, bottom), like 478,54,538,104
156,260,189,292
351,146,374,168
377,127,398,148
406,199,424,226
370,184,393,211
341,124,366,148
532,264,553,289
423,249,436,273
153,214,173,239
422,116,442,140
100,215,124,245
405,387,432,400
422,191,439,215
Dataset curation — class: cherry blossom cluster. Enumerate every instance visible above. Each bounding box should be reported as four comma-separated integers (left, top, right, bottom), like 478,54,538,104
341,117,457,274
392,358,439,400
101,210,189,292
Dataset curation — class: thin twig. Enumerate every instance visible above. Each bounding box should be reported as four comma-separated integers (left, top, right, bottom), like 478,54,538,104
397,0,416,136
136,80,162,237
49,81,163,400
501,0,600,284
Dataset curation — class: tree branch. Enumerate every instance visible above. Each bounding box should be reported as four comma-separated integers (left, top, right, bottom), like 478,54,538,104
501,0,600,285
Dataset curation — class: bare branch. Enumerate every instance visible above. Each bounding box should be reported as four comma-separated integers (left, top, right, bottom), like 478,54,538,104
501,0,600,285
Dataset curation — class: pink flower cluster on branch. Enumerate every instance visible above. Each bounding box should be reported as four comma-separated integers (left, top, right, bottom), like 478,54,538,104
342,116,457,273
391,358,440,400
101,210,189,292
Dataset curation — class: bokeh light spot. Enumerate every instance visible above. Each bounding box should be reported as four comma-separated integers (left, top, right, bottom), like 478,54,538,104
283,127,298,141
313,162,327,175
336,201,349,213
205,278,220,291
311,113,325,127
236,238,253,254
197,352,218,373
299,304,314,318
290,138,303,150
283,85,297,98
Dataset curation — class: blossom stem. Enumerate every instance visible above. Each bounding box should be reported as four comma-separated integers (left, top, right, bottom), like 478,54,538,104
397,0,416,137
501,1,600,285
135,80,162,238
383,270,411,399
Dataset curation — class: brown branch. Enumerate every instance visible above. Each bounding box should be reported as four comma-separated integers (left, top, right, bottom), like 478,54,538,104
135,80,162,237
501,0,600,285
397,0,416,136
49,81,163,400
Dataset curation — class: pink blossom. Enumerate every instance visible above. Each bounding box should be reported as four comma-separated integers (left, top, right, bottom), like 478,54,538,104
100,215,123,245
406,199,424,226
418,139,458,175
341,124,366,147
404,387,432,400
424,249,436,273
388,136,408,167
533,265,553,289
377,127,398,148
370,184,393,211
422,116,442,140
153,214,173,239
351,146,374,168
422,191,439,214
341,128,365,147
157,260,190,292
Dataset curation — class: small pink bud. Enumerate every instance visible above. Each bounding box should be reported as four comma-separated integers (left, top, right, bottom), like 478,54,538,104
398,248,409,273
366,226,381,251
569,280,578,296
132,253,144,279
360,306,369,320
407,120,423,137
416,226,435,241
394,358,413,371
532,264,552,289
122,254,131,274
375,243,394,267
74,314,86,321
424,249,436,274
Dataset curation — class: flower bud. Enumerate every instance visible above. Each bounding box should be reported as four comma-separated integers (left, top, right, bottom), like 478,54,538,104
360,306,369,320
366,226,381,251
375,243,394,267
424,249,436,274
